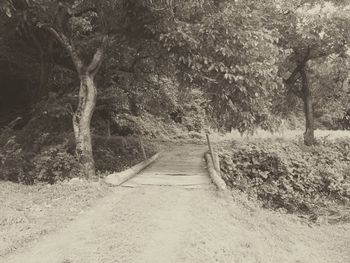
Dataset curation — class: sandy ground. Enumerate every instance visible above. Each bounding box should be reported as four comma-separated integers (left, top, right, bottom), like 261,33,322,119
2,144,350,263
3,186,350,263
0,181,110,258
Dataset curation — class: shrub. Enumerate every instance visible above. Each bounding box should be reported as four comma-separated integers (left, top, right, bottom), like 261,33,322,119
0,135,34,184
0,126,79,184
32,141,81,184
188,131,204,140
219,139,350,219
341,108,350,130
0,120,158,184
93,135,157,172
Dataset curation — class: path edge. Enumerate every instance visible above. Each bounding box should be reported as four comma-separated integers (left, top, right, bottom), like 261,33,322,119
205,152,228,192
105,153,160,186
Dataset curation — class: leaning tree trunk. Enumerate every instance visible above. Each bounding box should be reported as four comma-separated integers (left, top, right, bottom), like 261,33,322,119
300,68,315,146
47,25,108,179
73,73,97,178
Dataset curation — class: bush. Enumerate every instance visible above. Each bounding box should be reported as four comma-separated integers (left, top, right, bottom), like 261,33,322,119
0,128,158,184
32,142,81,184
188,131,204,140
93,135,157,173
0,111,159,184
219,139,350,219
0,129,79,184
0,134,34,184
341,108,350,130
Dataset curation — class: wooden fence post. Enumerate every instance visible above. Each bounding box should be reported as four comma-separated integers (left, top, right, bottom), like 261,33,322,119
139,136,147,160
213,152,221,176
206,133,215,164
206,133,220,174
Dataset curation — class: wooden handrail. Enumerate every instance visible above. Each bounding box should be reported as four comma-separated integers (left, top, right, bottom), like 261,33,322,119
206,133,221,174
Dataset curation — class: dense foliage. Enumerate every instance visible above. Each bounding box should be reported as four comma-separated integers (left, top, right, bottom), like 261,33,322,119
161,0,284,132
220,139,350,222
0,123,157,184
1,0,350,181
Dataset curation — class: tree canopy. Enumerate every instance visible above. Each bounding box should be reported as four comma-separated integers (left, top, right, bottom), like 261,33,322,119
1,0,350,178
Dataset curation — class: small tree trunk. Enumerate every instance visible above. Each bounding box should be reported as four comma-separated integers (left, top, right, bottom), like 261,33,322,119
106,119,111,138
129,93,140,116
125,77,140,116
38,53,51,99
300,68,315,146
38,40,53,99
73,73,97,178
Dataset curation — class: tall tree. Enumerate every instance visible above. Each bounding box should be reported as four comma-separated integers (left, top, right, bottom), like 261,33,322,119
279,1,349,144
160,0,285,132
0,0,190,177
2,0,117,177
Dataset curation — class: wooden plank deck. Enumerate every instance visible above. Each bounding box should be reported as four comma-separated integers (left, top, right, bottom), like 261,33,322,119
122,145,211,188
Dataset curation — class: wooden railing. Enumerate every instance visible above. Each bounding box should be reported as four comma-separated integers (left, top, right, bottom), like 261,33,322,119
206,133,221,175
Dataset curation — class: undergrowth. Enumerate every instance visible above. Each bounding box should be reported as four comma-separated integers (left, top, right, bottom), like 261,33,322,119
0,128,157,184
219,138,350,223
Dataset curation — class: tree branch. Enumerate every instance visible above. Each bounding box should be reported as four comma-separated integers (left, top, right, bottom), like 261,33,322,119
24,26,44,54
72,7,98,17
46,26,83,74
284,66,300,86
284,47,312,98
87,35,109,76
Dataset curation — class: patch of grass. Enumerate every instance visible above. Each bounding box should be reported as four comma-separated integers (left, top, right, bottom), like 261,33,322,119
0,181,110,257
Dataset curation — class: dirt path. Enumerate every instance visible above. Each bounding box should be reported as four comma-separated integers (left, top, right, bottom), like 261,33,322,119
3,145,350,263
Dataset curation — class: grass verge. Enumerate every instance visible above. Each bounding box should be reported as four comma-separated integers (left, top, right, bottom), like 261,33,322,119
0,180,111,257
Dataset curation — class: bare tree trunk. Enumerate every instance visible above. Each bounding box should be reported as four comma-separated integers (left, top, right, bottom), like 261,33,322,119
106,119,111,138
38,40,53,99
73,73,97,178
37,53,51,99
26,28,52,102
124,77,140,116
129,93,140,116
300,68,315,146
